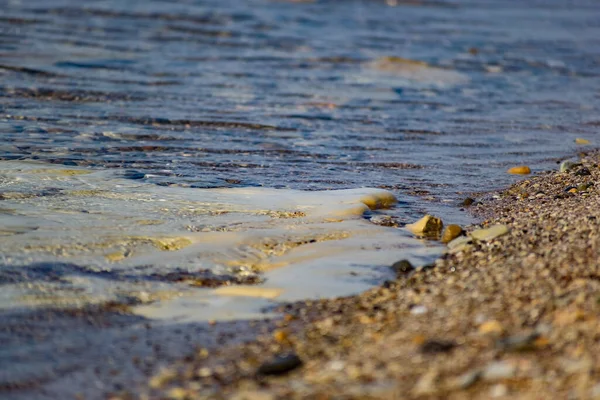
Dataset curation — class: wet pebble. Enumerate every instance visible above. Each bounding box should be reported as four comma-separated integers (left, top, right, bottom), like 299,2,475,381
470,224,509,242
441,224,463,243
257,353,303,376
406,215,443,238
461,197,475,206
391,259,414,276
507,166,531,175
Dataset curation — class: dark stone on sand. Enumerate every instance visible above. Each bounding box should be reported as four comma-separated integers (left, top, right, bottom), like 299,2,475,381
496,332,540,352
391,259,414,276
575,168,591,176
420,339,457,354
461,197,475,206
257,353,303,376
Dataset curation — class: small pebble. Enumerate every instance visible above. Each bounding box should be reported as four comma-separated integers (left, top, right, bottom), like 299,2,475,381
490,384,508,397
257,353,303,376
410,305,428,315
507,166,531,175
470,224,509,242
391,259,414,276
575,167,591,176
560,160,580,172
482,361,516,381
406,215,443,238
461,197,475,206
420,339,456,354
575,138,590,145
441,224,463,243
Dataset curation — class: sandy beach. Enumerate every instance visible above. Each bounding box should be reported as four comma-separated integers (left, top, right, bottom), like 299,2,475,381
138,150,600,400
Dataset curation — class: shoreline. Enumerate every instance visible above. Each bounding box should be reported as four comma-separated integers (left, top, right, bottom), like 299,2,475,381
141,150,600,399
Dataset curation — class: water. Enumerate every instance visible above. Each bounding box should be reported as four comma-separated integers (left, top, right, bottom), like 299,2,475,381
1,0,600,393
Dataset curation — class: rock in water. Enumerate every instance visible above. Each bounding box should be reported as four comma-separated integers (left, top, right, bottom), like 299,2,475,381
441,225,463,243
507,166,531,175
575,138,590,145
406,215,443,238
470,225,509,241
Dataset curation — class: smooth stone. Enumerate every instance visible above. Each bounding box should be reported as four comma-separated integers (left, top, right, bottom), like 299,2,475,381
448,370,481,390
575,138,590,145
575,167,591,176
482,361,517,381
461,197,475,206
507,165,531,175
391,259,414,276
470,224,509,242
406,215,443,238
441,224,463,243
420,339,456,354
257,353,303,375
560,160,580,172
447,236,472,253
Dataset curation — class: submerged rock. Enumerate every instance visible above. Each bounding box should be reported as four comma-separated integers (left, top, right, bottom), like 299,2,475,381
470,225,509,242
441,224,463,243
575,138,590,145
406,215,443,238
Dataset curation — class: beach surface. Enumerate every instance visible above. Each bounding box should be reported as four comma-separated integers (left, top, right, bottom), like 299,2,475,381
137,150,600,400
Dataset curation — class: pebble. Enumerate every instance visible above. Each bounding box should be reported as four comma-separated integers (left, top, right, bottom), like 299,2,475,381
482,361,516,381
410,305,428,315
496,332,540,352
575,167,591,176
461,197,475,206
490,384,508,397
406,215,443,238
560,160,580,172
257,353,303,375
478,320,504,336
447,236,472,252
420,339,456,354
507,166,531,175
391,259,414,276
575,138,590,145
441,224,463,243
231,391,275,400
448,370,481,390
470,224,509,242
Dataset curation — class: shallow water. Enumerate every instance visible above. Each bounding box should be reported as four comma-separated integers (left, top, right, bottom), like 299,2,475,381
1,0,600,320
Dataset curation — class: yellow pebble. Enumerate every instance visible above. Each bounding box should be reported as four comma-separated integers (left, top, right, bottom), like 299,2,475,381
478,320,504,336
273,329,290,344
575,138,590,145
507,166,531,175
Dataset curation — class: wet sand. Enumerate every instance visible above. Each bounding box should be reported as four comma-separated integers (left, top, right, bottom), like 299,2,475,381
139,150,600,399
